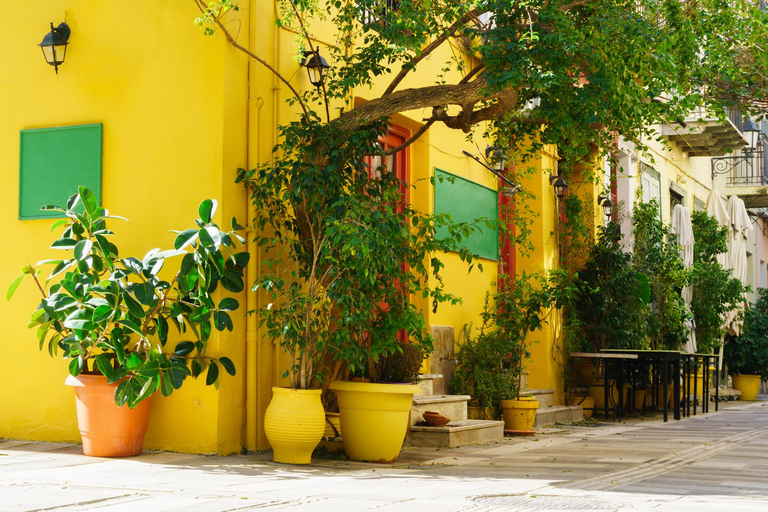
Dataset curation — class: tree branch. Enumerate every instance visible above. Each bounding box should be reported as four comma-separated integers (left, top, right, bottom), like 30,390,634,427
383,9,482,96
192,0,309,116
383,118,435,156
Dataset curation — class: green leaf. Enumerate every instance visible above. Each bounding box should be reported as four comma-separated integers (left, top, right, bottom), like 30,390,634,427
156,315,169,345
94,354,114,379
199,199,217,224
206,361,219,386
136,377,155,404
215,311,233,332
51,238,77,250
198,227,221,251
92,304,114,324
68,357,83,377
122,293,145,318
174,229,199,250
63,309,95,331
133,282,156,306
138,361,160,378
174,341,195,357
6,275,24,301
218,297,239,312
126,352,142,371
115,380,131,407
74,239,93,261
50,219,69,232
118,319,143,335
79,187,99,217
219,357,236,376
191,306,211,323
231,217,245,231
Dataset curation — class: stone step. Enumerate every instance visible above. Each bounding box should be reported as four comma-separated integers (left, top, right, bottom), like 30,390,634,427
533,405,584,427
411,394,469,426
406,420,505,448
416,373,443,397
525,389,555,408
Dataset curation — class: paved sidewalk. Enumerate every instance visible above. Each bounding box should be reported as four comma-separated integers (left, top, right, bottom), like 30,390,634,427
3,397,768,511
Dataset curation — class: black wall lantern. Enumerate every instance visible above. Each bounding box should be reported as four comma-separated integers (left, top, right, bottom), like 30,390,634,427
39,22,70,74
301,49,330,88
549,174,568,199
598,194,614,218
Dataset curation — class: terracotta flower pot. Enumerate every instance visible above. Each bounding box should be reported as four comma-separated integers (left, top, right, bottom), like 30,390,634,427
65,374,152,457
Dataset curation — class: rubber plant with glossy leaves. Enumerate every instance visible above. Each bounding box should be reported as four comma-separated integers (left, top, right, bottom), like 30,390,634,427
8,187,247,454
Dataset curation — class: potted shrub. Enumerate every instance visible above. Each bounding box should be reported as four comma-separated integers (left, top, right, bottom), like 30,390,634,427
241,122,479,464
8,187,247,457
725,289,768,401
454,279,550,432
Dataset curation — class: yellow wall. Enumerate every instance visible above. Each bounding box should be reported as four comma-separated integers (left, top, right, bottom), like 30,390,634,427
0,2,249,454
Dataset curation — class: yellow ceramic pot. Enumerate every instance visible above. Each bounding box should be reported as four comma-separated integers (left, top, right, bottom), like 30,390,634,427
264,387,325,464
567,394,595,419
329,381,420,463
732,374,761,401
500,396,539,431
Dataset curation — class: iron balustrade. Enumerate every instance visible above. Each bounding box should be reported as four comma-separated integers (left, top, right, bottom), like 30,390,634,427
712,147,768,186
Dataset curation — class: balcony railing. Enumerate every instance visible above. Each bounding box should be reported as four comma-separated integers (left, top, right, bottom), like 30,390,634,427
712,147,768,186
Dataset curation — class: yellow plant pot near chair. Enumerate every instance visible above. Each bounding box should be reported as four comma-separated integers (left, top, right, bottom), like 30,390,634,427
264,387,325,464
732,374,761,401
330,381,420,463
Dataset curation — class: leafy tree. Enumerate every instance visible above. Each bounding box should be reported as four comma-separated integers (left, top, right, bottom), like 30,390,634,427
633,200,689,350
568,222,650,353
690,211,748,354
191,0,768,388
725,289,768,380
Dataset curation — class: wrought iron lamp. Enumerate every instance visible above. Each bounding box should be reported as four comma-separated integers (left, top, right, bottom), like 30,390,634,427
39,22,70,74
301,49,330,87
598,194,614,218
549,174,568,199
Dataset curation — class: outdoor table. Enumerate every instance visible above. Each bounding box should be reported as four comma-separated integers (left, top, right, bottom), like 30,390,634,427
680,353,720,416
600,349,683,422
570,352,638,421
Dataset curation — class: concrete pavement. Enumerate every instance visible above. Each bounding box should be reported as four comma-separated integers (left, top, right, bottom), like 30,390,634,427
3,397,768,511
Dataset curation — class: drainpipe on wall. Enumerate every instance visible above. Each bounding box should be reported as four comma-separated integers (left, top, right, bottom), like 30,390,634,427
245,0,259,453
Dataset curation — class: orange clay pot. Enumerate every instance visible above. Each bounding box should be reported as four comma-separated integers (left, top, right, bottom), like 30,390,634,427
65,374,153,457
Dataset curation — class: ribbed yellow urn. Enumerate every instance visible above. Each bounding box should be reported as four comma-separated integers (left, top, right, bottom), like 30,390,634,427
264,387,325,464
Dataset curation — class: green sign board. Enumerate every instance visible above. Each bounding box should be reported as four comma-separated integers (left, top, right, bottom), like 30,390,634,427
434,168,498,261
19,124,102,219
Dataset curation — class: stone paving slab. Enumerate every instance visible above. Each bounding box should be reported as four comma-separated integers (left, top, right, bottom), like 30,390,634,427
3,397,768,511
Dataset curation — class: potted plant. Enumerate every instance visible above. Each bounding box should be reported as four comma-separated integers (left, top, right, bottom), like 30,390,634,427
453,279,550,432
7,187,247,457
242,122,479,464
725,289,768,401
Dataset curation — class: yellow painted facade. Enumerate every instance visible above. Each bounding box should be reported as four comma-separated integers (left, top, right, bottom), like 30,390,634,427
1,1,567,454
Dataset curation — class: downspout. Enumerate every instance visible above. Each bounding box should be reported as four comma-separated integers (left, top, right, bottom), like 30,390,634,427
272,0,281,389
245,0,260,452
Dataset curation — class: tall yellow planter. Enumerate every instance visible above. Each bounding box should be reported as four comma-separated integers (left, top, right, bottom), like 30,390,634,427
264,387,325,464
330,381,419,463
732,374,761,401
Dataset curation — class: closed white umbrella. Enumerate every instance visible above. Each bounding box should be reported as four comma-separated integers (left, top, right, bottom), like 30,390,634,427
726,195,751,336
706,190,730,370
671,204,696,352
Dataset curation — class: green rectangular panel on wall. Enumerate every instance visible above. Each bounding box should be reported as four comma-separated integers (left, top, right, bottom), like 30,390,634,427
19,124,102,219
434,168,498,261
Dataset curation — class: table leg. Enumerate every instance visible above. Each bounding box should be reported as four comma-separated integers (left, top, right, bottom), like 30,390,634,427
662,358,669,422
674,357,681,421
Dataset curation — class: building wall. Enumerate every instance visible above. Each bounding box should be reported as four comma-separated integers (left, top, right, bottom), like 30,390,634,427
0,1,249,454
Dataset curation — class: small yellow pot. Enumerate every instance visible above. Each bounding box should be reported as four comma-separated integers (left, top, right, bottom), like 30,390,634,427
500,397,539,431
732,374,761,401
330,381,419,463
264,387,325,464
567,394,594,419
633,389,646,411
